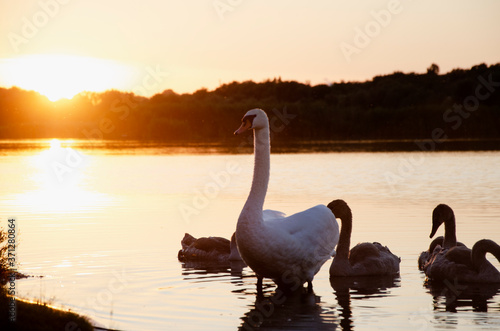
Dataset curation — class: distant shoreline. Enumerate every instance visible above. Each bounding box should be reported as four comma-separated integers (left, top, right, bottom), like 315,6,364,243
1,63,499,144
1,138,499,154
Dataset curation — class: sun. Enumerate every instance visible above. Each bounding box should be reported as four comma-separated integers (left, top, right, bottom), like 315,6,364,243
0,54,134,101
50,138,62,150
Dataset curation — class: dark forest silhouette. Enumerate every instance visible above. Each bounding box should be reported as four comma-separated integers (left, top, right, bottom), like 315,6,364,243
0,63,499,148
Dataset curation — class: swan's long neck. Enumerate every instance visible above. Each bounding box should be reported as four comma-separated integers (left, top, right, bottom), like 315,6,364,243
443,217,457,249
335,212,352,261
472,239,500,271
243,126,270,214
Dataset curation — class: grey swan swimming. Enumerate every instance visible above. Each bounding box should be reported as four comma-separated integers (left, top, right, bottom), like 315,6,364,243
425,239,500,283
178,232,242,262
234,109,339,291
418,204,467,270
328,199,400,277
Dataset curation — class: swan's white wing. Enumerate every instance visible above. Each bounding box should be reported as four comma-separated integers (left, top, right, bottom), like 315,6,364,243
261,204,339,282
263,209,286,221
265,205,339,259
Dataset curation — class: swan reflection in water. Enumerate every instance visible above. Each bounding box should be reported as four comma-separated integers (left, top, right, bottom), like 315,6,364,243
239,287,338,331
424,279,500,312
330,275,400,331
180,259,247,281
180,261,339,330
179,260,401,330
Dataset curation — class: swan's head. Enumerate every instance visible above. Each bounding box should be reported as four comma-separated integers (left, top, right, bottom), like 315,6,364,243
471,239,500,270
234,108,269,135
430,204,454,238
327,199,352,221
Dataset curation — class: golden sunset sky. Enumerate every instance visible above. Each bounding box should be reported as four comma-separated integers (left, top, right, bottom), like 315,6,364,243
0,0,499,101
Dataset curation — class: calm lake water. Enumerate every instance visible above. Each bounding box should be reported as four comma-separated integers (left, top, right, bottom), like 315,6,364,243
1,139,500,330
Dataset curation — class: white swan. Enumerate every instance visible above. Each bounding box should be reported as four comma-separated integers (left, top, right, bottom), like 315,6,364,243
328,199,400,277
234,108,339,291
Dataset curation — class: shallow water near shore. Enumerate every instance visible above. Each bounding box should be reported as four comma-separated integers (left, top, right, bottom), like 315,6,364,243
1,140,500,330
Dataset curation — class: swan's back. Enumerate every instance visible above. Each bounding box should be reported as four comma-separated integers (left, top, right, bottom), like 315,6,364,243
349,242,400,276
178,233,231,262
274,205,338,257
349,243,380,264
444,245,473,268
263,209,286,221
424,247,477,282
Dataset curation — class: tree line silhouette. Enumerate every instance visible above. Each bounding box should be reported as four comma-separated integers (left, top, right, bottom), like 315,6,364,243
0,63,499,148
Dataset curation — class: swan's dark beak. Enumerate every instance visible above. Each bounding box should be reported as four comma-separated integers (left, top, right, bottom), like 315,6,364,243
429,223,439,238
234,120,252,135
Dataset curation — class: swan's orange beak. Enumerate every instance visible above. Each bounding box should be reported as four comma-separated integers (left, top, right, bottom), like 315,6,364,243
234,120,252,135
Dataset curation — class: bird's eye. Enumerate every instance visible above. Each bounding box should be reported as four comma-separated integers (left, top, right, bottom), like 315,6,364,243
241,114,257,127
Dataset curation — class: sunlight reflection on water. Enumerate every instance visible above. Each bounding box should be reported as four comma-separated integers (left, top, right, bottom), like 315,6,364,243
1,140,500,330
